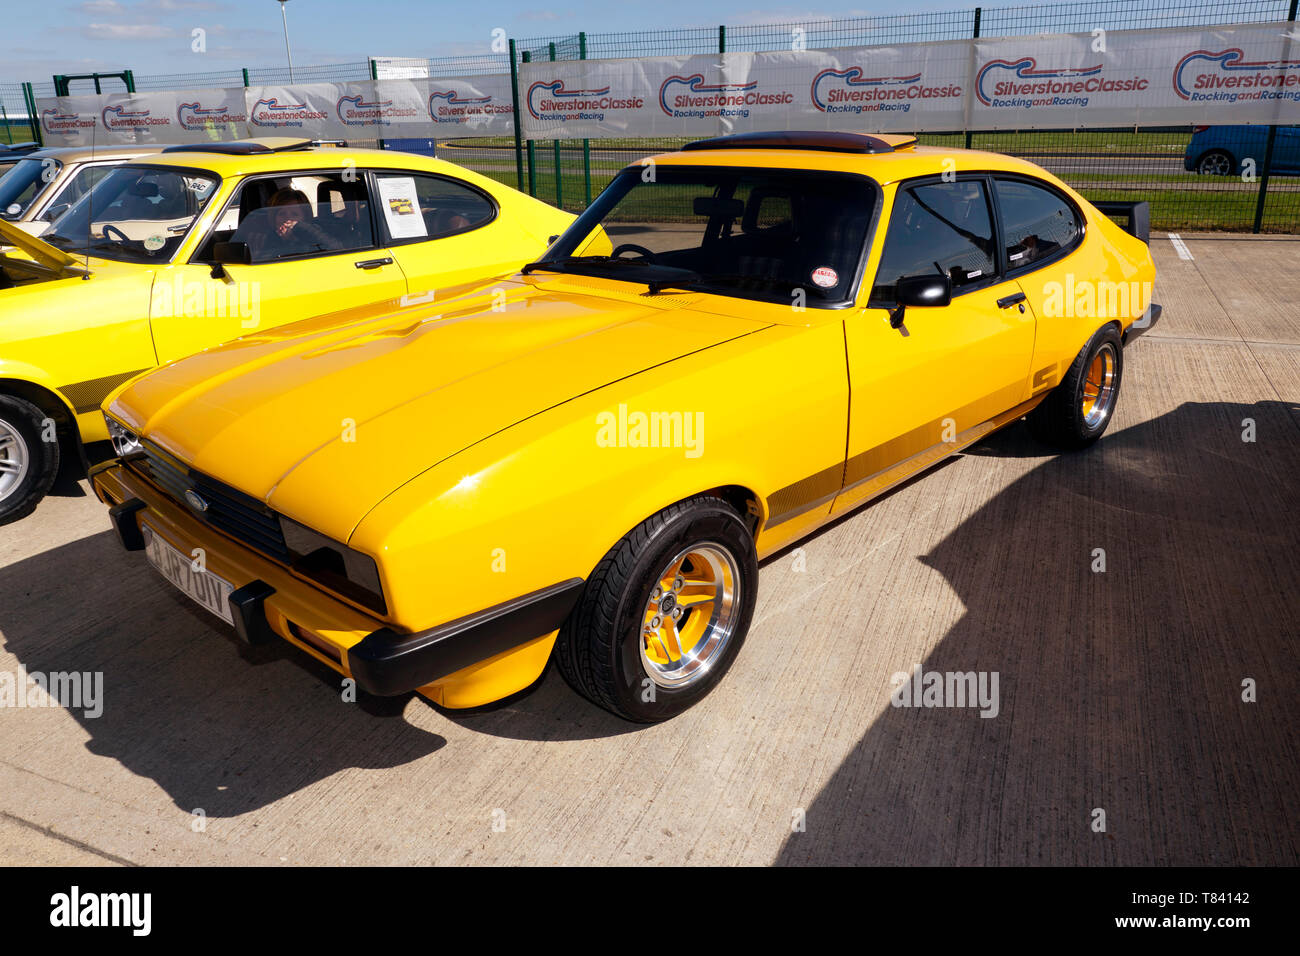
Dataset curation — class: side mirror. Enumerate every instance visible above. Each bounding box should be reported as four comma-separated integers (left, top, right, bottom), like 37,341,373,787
890,274,952,329
42,202,71,222
209,241,251,279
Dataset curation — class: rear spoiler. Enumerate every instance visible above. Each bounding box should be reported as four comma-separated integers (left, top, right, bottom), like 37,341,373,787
1092,200,1150,245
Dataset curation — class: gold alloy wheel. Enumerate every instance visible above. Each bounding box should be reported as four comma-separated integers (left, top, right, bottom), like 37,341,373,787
640,543,741,689
1080,343,1118,429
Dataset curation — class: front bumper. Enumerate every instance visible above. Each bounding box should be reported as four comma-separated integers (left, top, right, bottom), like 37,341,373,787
1123,303,1162,347
92,460,583,697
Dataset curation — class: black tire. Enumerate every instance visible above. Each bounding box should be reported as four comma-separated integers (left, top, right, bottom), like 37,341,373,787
0,394,61,526
1028,324,1124,450
555,495,758,723
1196,149,1235,176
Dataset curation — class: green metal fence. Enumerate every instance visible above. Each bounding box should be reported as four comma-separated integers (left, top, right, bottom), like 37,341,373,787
2,0,1297,233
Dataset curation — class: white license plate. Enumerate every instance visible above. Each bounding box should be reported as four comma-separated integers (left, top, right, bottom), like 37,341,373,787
143,524,235,626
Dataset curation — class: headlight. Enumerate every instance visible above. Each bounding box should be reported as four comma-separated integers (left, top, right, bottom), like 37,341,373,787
104,414,142,457
280,517,386,614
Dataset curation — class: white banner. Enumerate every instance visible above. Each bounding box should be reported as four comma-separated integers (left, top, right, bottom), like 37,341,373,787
520,20,1299,139
37,76,515,147
519,44,971,140
36,88,248,146
971,22,1300,129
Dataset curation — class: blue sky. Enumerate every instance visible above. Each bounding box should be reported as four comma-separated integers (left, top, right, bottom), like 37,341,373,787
2,0,961,86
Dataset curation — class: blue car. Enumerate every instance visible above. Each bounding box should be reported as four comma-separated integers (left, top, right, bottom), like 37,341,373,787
1185,125,1300,176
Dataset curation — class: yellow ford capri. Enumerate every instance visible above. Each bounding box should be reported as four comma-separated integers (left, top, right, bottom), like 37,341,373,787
0,137,574,523
93,131,1159,723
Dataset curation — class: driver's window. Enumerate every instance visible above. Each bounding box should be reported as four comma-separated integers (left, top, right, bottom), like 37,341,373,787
195,173,377,264
871,179,996,303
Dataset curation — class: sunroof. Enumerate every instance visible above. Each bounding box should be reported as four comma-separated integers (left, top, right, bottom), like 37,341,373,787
681,131,910,154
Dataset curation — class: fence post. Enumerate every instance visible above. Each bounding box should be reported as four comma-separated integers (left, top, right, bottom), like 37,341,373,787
21,82,40,144
522,51,537,197
241,67,250,87
1252,0,1297,233
550,42,563,209
580,32,592,207
965,7,981,150
509,39,525,192
124,69,136,93
368,57,386,151
719,25,726,54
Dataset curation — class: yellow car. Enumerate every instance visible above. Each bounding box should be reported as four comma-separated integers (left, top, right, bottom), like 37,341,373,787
93,131,1159,722
0,144,165,236
0,137,573,523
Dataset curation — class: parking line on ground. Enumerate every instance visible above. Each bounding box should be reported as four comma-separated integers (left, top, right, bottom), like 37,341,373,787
1168,233,1194,260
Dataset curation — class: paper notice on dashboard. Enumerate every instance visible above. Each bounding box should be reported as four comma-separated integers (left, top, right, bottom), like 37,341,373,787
377,176,427,239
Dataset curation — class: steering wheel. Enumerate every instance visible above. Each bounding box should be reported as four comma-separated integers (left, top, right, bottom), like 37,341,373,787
101,224,130,243
611,243,657,262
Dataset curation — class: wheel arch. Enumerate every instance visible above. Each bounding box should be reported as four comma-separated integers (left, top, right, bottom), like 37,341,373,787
0,375,83,468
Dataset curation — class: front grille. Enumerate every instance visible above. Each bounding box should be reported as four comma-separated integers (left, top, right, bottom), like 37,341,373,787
135,442,290,562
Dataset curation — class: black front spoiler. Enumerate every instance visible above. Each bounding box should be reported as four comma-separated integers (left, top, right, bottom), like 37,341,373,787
348,578,585,696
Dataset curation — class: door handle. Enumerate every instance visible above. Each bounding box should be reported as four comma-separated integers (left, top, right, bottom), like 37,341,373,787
997,292,1027,309
354,256,394,270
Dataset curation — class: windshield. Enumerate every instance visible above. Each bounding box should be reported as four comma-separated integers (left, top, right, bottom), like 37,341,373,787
535,165,878,306
43,165,219,263
0,157,61,220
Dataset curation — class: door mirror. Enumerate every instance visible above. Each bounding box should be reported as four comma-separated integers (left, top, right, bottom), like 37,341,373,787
212,241,251,265
897,274,952,307
42,202,72,223
890,274,952,328
209,240,251,279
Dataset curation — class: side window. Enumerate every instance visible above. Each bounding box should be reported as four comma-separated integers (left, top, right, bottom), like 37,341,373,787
42,164,114,221
195,172,376,264
871,179,996,303
994,178,1080,271
373,172,494,244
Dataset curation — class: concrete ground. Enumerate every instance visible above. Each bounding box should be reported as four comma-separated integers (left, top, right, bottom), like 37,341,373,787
1,236,1296,866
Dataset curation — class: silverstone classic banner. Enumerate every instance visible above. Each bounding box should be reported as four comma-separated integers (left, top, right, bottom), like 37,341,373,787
35,76,516,146
34,21,1300,146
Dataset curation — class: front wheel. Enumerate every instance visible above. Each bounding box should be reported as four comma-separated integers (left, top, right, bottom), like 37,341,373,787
555,495,758,722
0,394,61,526
1027,324,1124,450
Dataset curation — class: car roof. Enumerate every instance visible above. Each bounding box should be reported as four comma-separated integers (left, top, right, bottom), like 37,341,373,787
646,141,1050,186
136,142,452,177
28,144,166,161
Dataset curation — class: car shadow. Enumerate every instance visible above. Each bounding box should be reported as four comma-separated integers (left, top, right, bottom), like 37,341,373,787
775,400,1300,865
0,530,446,817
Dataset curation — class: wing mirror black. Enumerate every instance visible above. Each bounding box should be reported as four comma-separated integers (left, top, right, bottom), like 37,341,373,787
890,274,952,329
209,241,251,279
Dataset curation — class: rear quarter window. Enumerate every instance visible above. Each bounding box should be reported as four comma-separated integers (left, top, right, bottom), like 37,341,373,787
994,178,1081,272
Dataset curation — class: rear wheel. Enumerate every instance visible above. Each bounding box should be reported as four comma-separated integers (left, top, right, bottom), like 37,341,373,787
1027,325,1123,450
1197,150,1234,176
555,495,757,722
0,394,61,526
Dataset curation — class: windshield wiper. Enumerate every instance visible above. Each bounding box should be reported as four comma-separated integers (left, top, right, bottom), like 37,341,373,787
522,254,657,275
650,273,834,298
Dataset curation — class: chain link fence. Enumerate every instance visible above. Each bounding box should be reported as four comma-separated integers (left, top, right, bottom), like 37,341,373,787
2,0,1297,232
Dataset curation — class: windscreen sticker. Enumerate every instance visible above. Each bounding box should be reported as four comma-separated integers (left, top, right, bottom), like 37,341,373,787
142,234,166,251
377,176,427,240
811,266,838,288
